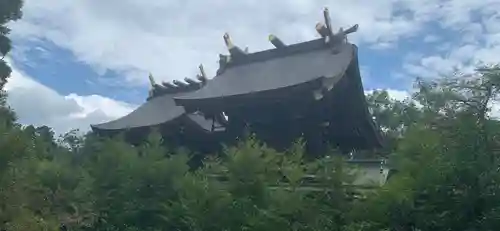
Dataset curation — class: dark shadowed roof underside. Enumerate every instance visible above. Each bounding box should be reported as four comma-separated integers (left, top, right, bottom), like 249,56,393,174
174,39,354,104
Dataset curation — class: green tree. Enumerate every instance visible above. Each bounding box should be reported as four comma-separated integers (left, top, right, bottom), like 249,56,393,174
162,137,354,231
365,89,422,157
0,0,23,125
2,9,500,229
0,0,23,87
352,66,500,231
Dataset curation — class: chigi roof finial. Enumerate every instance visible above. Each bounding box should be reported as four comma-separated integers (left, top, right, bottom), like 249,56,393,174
147,73,157,98
148,73,156,87
197,64,207,83
323,7,334,39
316,7,360,52
223,33,234,50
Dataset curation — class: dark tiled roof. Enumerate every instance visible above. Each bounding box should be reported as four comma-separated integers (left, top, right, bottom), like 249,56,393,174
174,40,354,103
91,92,221,132
91,93,186,131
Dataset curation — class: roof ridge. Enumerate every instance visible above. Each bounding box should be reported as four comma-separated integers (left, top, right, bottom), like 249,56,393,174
147,64,208,100
216,7,358,75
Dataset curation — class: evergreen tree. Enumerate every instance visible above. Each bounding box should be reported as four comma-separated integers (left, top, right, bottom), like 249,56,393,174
0,0,23,87
0,0,23,125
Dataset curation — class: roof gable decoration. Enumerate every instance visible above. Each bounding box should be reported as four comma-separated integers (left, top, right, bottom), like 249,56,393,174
316,7,359,54
215,8,359,76
148,73,157,99
216,33,249,75
216,28,291,75
146,65,209,100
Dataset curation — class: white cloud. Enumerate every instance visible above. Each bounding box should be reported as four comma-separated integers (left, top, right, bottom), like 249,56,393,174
4,59,135,135
400,0,500,79
5,0,500,132
9,0,440,87
9,0,499,86
385,89,412,101
365,89,412,102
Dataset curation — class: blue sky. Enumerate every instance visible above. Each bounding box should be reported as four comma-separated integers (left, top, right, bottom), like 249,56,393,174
11,40,147,104
11,38,410,103
5,0,500,134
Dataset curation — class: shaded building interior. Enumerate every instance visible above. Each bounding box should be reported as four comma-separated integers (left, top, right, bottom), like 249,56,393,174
91,8,384,160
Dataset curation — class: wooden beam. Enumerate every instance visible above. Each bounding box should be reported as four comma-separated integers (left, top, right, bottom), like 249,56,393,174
173,80,188,88
344,24,359,35
323,7,334,38
223,33,246,57
184,77,199,85
216,54,230,75
162,81,177,89
268,34,286,48
148,73,156,87
197,64,208,82
315,22,329,38
223,33,234,50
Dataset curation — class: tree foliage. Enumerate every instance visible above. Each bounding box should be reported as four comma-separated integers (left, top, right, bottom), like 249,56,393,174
0,0,22,126
2,3,500,230
0,66,499,230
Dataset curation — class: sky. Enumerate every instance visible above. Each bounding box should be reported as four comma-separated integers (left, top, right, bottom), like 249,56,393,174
4,0,500,135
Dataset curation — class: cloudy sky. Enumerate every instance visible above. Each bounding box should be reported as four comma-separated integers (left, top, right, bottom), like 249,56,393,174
4,0,500,134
